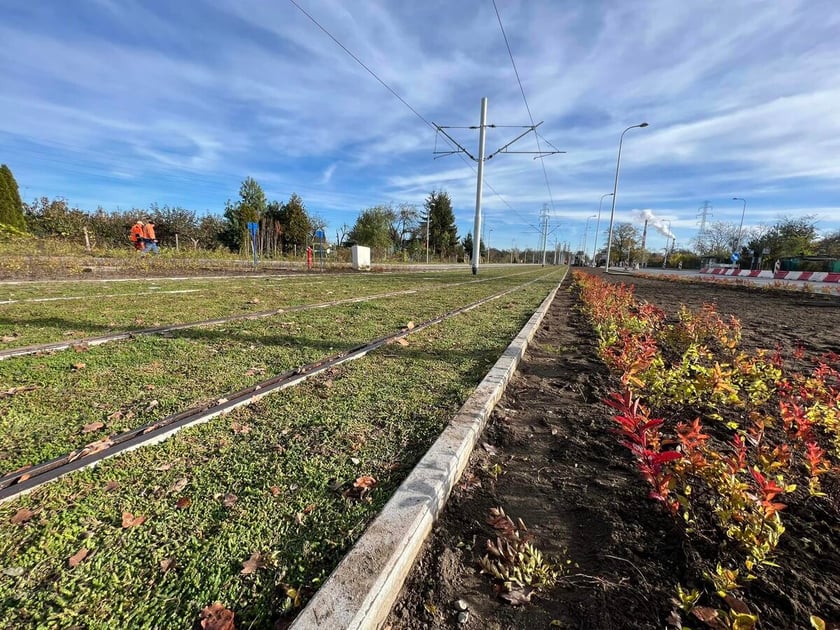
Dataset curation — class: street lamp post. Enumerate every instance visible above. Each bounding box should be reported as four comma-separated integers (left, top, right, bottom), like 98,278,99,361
592,193,613,266
583,214,596,266
733,197,747,251
605,122,649,270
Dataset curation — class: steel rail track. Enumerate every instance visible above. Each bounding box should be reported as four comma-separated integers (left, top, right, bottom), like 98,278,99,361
0,270,536,361
0,271,558,503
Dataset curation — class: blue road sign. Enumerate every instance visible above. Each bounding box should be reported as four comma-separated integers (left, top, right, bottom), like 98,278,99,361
247,222,259,238
731,252,740,264
315,229,325,240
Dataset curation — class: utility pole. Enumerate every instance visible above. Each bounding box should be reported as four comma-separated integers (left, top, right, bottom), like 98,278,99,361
539,205,550,266
425,213,430,264
696,201,712,254
434,99,563,274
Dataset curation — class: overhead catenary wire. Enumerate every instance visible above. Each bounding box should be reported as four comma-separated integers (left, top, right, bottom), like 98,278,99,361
287,0,539,232
491,0,558,215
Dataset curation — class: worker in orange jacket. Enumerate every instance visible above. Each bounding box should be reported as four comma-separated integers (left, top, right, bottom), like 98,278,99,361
142,220,160,255
130,221,145,251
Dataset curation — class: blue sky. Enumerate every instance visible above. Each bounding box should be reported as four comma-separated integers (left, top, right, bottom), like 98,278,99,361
3,0,840,252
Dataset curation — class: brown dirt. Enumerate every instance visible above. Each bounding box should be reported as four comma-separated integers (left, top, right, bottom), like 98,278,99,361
386,270,840,630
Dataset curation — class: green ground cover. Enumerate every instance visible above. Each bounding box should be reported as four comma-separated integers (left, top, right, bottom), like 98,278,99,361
1,269,547,473
0,271,560,629
0,269,533,348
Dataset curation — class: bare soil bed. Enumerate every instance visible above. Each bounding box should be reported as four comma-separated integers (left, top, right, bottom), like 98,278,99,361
387,270,840,629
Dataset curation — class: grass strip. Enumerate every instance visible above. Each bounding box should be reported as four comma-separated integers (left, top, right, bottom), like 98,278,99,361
0,269,530,348
0,273,559,629
1,270,549,472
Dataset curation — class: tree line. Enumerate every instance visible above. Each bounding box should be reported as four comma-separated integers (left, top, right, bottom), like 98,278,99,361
594,217,840,269
0,165,465,260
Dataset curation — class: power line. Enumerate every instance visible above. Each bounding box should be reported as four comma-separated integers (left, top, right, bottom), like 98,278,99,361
287,0,537,230
491,0,558,214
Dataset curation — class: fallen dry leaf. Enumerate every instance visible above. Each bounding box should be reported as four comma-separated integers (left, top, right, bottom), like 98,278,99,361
269,486,281,497
199,602,235,630
155,462,173,471
0,385,38,399
144,400,159,413
121,512,147,528
222,493,238,508
104,480,120,492
396,337,409,346
107,409,125,421
692,607,728,630
176,497,192,509
72,343,88,353
11,508,35,525
81,421,105,434
170,477,188,493
406,321,415,330
354,475,377,489
68,547,89,568
500,587,534,606
71,362,86,371
68,438,114,462
160,557,177,573
240,552,264,575
231,422,251,435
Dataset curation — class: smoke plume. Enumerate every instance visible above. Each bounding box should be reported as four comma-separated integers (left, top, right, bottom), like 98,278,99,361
635,209,675,239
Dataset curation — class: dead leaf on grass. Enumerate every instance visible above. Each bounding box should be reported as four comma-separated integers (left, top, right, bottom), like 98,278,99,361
354,476,376,489
176,497,192,509
222,493,238,508
68,547,89,568
170,477,188,493
72,343,88,353
240,552,265,575
160,557,177,573
396,337,409,346
144,400,159,413
11,508,35,525
244,367,266,376
199,602,235,630
121,512,147,528
104,480,120,492
81,421,105,434
406,321,415,330
0,385,38,399
71,362,86,371
269,486,281,497
231,422,251,435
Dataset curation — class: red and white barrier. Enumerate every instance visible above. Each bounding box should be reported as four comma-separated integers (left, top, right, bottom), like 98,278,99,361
699,268,840,283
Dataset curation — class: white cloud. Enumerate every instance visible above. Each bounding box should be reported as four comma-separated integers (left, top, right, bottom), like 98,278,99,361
1,0,839,248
